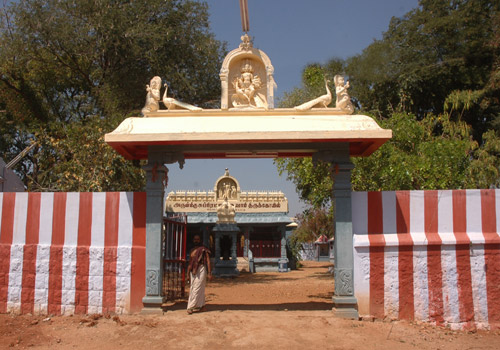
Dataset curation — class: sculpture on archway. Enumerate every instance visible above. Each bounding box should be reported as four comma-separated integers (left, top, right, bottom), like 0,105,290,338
162,83,202,111
231,61,266,109
334,75,354,113
220,34,276,110
217,198,236,223
141,77,202,115
294,78,332,111
292,75,354,114
141,76,162,114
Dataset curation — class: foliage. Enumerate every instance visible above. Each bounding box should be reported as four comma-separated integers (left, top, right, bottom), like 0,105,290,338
292,207,333,243
28,115,145,192
277,111,490,204
275,157,333,208
351,113,475,191
468,130,500,189
346,0,500,139
0,0,226,191
279,59,345,110
286,207,334,268
276,0,500,210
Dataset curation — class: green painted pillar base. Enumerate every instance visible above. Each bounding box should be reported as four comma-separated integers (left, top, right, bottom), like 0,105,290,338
332,296,359,319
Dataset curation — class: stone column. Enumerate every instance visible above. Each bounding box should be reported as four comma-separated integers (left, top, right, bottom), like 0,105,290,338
214,234,221,262
142,147,184,310
314,144,358,319
243,228,249,258
278,225,289,272
220,68,229,110
231,232,237,261
202,226,209,248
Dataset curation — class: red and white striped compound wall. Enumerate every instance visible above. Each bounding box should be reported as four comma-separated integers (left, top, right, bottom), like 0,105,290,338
353,190,500,330
0,192,146,315
2,189,499,327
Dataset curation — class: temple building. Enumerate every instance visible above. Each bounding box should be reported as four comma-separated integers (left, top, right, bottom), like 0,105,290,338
164,169,291,273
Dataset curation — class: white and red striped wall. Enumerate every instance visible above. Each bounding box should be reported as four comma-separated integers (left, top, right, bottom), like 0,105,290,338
1,189,499,328
353,190,500,330
0,192,146,315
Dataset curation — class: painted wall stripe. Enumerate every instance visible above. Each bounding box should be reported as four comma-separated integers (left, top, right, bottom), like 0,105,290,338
21,193,41,314
368,192,385,318
481,190,500,326
438,191,455,245
409,191,426,244
116,193,133,312
396,191,414,320
382,192,398,318
89,193,105,314
497,190,500,236
34,193,54,314
75,193,92,314
465,191,488,327
61,193,80,314
424,191,444,325
0,192,7,313
7,193,29,312
384,246,399,318
382,192,398,245
130,192,146,312
0,193,3,237
441,245,460,325
103,192,120,313
452,190,475,327
466,190,484,244
47,193,67,315
352,191,369,247
470,244,489,327
413,245,429,321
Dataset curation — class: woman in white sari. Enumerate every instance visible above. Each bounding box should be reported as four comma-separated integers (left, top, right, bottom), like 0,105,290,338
186,235,212,314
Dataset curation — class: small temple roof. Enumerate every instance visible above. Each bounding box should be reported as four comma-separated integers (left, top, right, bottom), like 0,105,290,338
104,109,392,160
168,212,292,225
314,234,331,244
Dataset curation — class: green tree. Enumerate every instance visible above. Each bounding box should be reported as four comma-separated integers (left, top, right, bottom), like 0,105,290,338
292,207,333,242
346,0,499,139
276,0,500,208
351,113,475,191
279,60,345,111
287,206,333,267
0,0,226,191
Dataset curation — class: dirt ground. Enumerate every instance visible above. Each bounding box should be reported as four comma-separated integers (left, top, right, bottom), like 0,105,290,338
1,261,499,350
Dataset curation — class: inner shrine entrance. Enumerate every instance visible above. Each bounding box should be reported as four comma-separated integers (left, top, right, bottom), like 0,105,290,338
104,31,391,318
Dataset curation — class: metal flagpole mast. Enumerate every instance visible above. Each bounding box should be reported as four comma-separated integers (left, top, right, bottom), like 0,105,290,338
239,0,250,33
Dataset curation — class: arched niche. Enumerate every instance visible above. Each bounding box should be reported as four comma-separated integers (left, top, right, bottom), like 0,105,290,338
214,168,241,201
220,34,276,110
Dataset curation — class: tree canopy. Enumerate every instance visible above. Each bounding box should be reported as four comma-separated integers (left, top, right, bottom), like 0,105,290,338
277,0,500,213
0,0,226,191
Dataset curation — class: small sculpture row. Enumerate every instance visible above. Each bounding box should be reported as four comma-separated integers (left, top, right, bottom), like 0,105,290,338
294,75,354,113
141,74,353,115
141,76,202,115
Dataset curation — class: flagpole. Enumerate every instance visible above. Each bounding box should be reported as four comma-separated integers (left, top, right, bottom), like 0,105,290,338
239,0,250,33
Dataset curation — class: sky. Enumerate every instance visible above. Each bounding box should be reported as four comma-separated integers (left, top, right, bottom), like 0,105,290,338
166,0,420,216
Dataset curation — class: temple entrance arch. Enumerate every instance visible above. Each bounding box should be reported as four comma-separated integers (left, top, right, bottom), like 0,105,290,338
106,126,390,318
105,32,391,318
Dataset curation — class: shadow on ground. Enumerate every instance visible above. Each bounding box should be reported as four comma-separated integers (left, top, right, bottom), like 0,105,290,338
163,301,333,312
